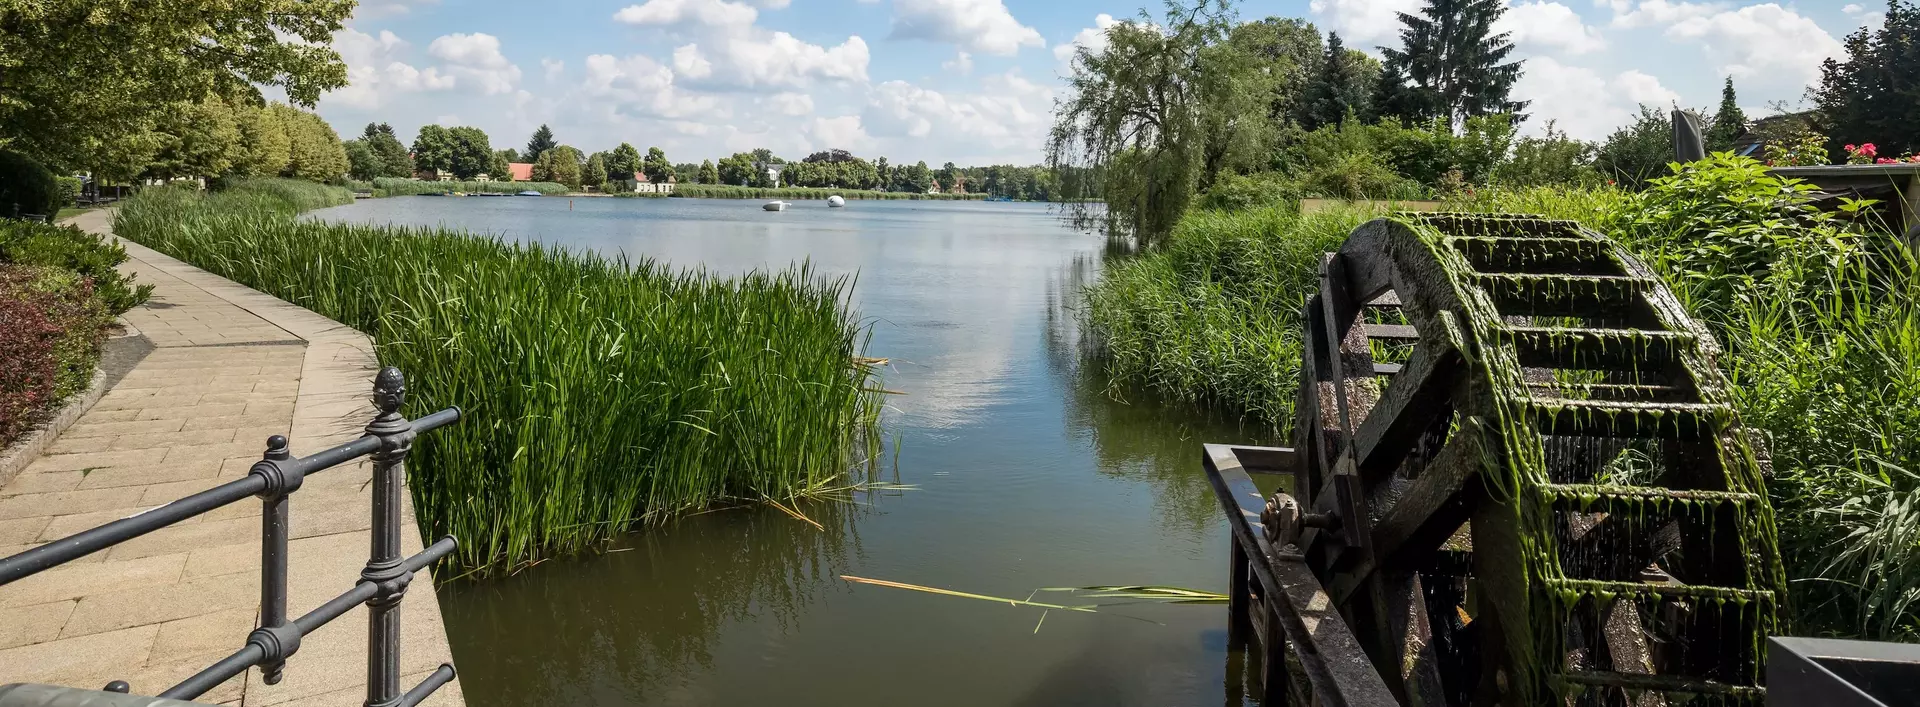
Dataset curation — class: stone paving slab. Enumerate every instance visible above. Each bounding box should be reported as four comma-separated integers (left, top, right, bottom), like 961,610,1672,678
0,210,461,706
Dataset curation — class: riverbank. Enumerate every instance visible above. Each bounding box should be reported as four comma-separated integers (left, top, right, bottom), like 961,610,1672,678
114,180,885,575
0,209,461,705
1082,162,1920,642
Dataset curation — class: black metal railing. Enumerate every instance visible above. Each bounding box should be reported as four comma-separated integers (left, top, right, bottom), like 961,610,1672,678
0,367,461,707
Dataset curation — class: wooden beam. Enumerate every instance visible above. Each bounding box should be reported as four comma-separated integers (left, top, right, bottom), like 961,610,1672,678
1201,445,1401,707
1331,422,1486,604
1351,314,1466,484
1363,323,1419,341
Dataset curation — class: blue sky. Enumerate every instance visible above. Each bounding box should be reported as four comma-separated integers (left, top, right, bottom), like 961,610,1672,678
315,0,1873,166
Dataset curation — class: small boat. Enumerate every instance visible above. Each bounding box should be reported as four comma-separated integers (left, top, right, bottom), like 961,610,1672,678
763,201,789,212
517,190,543,196
450,191,468,197
827,195,846,207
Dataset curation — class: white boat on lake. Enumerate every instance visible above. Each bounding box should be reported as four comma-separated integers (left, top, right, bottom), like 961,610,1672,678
827,195,846,207
763,201,789,212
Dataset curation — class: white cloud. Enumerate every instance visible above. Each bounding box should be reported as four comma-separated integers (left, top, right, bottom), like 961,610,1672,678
1310,0,1420,47
579,53,719,120
1499,1,1606,54
863,71,1053,159
1512,55,1680,140
678,33,869,88
806,115,875,152
1053,13,1119,63
767,92,815,115
942,51,974,74
1842,3,1885,27
353,0,440,20
1667,4,1844,87
612,0,758,28
427,32,523,95
890,0,1044,56
1608,0,1723,28
541,58,566,82
326,29,454,109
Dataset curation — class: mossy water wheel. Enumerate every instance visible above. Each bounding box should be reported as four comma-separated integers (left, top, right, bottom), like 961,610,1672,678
1278,213,1786,706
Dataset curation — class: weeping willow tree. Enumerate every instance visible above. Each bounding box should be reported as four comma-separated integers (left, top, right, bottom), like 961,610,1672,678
1047,0,1277,249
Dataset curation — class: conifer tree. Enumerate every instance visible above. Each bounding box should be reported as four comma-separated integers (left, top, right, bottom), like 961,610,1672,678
1300,33,1369,130
1706,77,1747,153
1379,0,1525,127
525,124,557,161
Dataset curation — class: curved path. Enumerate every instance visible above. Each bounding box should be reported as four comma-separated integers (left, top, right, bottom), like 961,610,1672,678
0,210,462,706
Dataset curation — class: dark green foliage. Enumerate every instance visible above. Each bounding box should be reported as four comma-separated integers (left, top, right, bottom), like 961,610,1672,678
489,150,513,181
1814,0,1920,160
1299,33,1370,131
344,139,380,181
446,127,493,180
0,151,61,218
0,265,113,446
1492,122,1598,187
698,159,719,184
361,123,413,177
53,177,81,211
0,220,154,315
369,178,567,196
608,143,642,179
644,147,672,184
1368,56,1431,124
1707,77,1747,153
114,180,883,574
411,125,452,173
1595,106,1674,189
1380,0,1526,125
583,153,608,188
525,124,557,160
1197,171,1299,211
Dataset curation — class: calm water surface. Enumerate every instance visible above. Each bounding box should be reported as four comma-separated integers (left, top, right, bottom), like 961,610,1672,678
310,196,1275,706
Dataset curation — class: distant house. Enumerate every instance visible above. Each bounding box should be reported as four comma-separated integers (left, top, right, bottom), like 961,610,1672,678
474,173,492,183
947,176,967,195
508,162,534,181
660,174,675,194
927,179,941,195
415,169,453,182
629,172,677,194
766,164,784,186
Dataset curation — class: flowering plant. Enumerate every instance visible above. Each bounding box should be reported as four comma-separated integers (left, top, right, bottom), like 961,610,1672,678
1845,143,1878,164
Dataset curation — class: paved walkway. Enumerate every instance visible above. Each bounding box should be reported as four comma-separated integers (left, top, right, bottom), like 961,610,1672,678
0,210,462,706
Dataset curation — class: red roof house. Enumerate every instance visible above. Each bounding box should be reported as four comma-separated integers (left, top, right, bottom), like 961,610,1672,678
508,162,534,182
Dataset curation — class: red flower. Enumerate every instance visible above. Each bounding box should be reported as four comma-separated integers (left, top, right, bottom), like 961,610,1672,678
1846,144,1858,151
1862,143,1878,156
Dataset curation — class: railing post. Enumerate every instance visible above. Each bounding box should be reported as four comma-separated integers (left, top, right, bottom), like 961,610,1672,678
249,435,301,684
360,368,416,707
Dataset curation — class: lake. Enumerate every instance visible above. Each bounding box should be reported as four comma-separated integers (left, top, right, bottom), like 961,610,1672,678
309,195,1275,706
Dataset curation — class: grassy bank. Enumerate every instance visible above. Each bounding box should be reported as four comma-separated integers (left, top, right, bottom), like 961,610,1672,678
1083,158,1920,641
357,178,571,196
674,184,985,200
115,179,884,574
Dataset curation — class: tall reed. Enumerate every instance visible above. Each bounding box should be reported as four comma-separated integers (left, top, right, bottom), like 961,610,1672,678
363,178,571,196
115,180,884,574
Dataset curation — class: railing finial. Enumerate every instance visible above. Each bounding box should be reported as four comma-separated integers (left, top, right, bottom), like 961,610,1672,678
372,367,406,416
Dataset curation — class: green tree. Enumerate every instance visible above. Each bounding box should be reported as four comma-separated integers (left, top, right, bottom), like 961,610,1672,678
1813,1,1920,160
607,143,642,179
1596,106,1674,189
643,147,672,183
1300,32,1370,131
489,149,514,181
1047,0,1268,245
525,124,557,160
1226,17,1324,128
344,139,380,181
411,125,454,174
0,0,353,169
1705,77,1747,153
533,146,582,188
147,96,241,180
583,152,608,187
673,162,700,185
698,159,719,184
717,153,752,185
362,123,413,177
1493,120,1598,187
279,106,347,182
1381,0,1526,127
445,126,492,179
231,102,291,178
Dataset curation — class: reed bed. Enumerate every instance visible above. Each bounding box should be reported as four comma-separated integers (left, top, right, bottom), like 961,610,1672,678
674,184,984,200
115,179,884,575
364,178,571,196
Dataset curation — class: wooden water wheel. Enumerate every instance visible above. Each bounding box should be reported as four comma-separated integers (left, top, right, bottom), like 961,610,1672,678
1254,212,1787,706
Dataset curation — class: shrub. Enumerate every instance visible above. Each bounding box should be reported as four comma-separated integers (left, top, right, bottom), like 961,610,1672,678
1595,106,1675,190
53,177,82,210
1493,122,1601,188
0,151,61,218
0,220,153,315
0,265,111,446
1197,172,1299,211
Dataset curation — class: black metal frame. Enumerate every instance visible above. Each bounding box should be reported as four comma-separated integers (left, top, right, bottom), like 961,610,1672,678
0,367,461,707
1768,637,1920,707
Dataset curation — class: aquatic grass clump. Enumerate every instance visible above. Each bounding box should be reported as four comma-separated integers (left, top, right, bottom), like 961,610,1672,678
1081,202,1383,427
114,182,884,574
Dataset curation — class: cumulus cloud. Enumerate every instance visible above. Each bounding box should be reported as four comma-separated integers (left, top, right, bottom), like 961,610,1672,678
579,53,719,120
1607,0,1723,28
677,33,869,88
1309,0,1420,47
427,32,522,94
889,0,1045,56
863,71,1053,159
806,115,876,152
942,51,974,74
353,0,440,20
766,92,814,115
541,58,566,82
1842,2,1886,27
1511,55,1680,140
1053,13,1119,63
326,28,453,109
1667,4,1844,88
612,0,758,28
1498,1,1606,54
